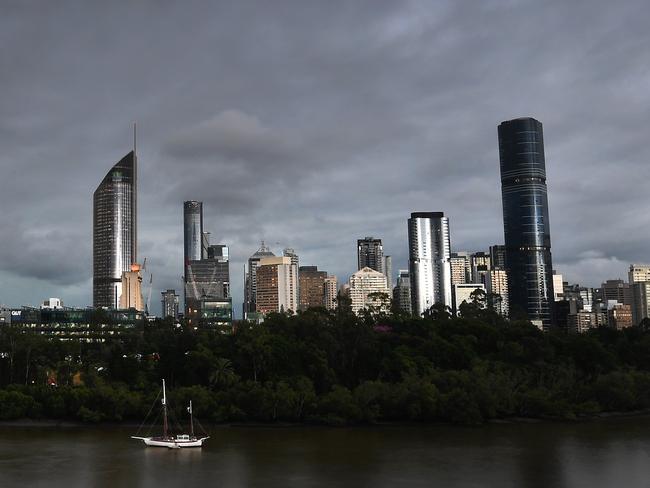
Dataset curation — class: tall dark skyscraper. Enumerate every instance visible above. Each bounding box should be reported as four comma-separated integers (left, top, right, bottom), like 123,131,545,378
93,150,137,308
498,117,554,328
357,237,384,273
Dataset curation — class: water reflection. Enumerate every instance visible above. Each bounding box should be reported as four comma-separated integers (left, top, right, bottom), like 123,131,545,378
1,419,650,487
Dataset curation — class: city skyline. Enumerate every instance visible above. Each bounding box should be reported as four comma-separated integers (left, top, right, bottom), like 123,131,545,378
1,1,649,315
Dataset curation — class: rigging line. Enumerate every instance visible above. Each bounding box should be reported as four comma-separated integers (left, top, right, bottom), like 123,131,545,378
134,388,162,437
194,416,209,437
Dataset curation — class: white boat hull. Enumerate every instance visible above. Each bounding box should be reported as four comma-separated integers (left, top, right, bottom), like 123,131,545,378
131,436,209,448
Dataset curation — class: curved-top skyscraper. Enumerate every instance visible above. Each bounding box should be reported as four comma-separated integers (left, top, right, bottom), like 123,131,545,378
93,150,137,308
498,117,554,329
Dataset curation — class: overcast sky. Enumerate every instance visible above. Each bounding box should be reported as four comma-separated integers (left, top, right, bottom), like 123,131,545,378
1,0,649,315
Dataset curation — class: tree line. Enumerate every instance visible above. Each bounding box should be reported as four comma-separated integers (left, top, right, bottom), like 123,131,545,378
1,303,650,426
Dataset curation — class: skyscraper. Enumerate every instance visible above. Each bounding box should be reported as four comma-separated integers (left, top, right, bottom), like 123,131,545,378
393,270,412,314
256,256,298,314
357,237,384,273
244,242,276,317
298,266,327,310
161,289,179,319
323,276,338,310
498,117,555,329
384,255,393,289
407,212,452,316
184,201,203,265
93,150,137,308
348,267,391,315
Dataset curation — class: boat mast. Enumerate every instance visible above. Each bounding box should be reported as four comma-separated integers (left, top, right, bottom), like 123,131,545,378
189,400,194,437
162,379,168,439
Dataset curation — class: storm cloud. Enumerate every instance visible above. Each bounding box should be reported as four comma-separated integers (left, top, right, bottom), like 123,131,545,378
1,0,649,313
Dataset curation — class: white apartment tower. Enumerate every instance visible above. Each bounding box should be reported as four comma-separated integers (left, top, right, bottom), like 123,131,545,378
407,212,452,316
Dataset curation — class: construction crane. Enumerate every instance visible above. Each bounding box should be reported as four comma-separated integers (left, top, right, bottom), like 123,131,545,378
146,273,153,316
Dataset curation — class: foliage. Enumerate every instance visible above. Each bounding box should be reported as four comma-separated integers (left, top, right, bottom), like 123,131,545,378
1,308,650,425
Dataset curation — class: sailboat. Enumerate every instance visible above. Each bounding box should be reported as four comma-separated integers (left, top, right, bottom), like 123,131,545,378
131,379,209,448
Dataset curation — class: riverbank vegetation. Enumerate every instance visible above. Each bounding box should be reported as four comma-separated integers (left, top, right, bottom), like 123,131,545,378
1,304,650,426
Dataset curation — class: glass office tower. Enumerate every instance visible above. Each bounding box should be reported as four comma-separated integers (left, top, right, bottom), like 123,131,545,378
183,201,204,266
93,151,137,308
498,117,554,329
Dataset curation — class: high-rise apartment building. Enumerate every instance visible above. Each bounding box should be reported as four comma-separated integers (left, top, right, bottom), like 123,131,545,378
450,252,471,285
161,289,179,319
256,256,298,314
498,117,555,329
357,237,384,273
407,212,452,315
323,276,338,310
393,270,412,314
486,268,509,317
298,266,327,310
348,267,391,315
93,150,137,308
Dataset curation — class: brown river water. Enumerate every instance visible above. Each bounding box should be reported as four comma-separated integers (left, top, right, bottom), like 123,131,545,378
1,417,649,487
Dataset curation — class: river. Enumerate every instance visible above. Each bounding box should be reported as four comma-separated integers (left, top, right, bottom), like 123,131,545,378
1,417,649,487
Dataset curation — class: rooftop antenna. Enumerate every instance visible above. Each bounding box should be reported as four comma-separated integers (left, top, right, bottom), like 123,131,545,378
133,122,137,154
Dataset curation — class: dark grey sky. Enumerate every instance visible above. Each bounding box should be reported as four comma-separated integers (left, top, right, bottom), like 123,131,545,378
1,0,649,315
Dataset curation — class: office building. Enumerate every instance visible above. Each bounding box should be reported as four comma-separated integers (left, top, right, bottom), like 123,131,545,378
453,283,486,315
119,263,144,311
408,212,452,315
608,303,633,330
470,251,490,285
393,270,412,314
256,256,298,315
323,276,338,310
244,242,275,317
498,117,555,329
357,237,384,273
348,267,391,315
183,201,204,265
161,289,179,319
568,311,606,333
489,245,507,270
629,264,650,284
598,279,632,306
93,150,137,308
633,281,650,326
298,266,328,310
41,298,64,310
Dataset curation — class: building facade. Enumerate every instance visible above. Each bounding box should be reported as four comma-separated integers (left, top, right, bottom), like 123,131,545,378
184,201,204,265
161,289,179,319
298,266,328,310
93,150,137,309
393,269,412,314
608,303,633,330
256,256,298,315
118,263,144,311
450,252,471,285
408,212,452,316
498,117,555,329
323,276,338,310
244,242,275,317
486,268,509,317
453,283,486,315
357,237,384,273
348,267,391,315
